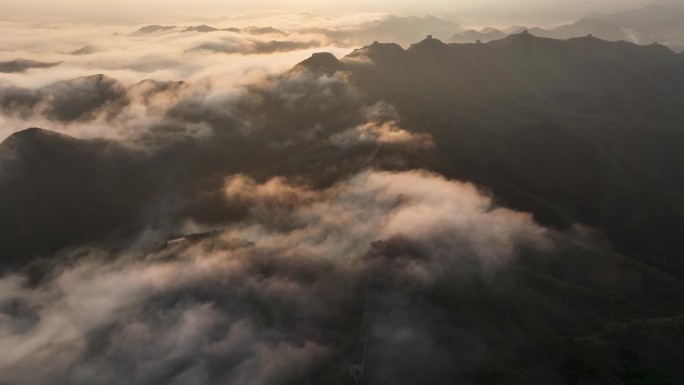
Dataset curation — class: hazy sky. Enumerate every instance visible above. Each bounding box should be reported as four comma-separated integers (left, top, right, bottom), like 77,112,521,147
0,0,667,25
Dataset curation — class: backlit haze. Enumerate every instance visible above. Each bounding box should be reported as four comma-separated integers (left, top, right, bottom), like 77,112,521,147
0,0,668,24
3,1,684,384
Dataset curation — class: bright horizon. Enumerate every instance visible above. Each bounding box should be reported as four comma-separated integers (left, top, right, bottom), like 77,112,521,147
0,0,674,26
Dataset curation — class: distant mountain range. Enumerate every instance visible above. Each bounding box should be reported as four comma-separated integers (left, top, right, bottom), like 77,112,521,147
132,24,287,36
450,4,684,52
129,6,684,52
303,14,463,46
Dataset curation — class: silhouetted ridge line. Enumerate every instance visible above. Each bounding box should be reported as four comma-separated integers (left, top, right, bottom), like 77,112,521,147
296,52,346,73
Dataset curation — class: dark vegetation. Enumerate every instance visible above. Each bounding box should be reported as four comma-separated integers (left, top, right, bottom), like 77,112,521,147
3,32,684,384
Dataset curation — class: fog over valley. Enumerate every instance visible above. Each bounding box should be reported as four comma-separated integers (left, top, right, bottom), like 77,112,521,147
2,2,684,384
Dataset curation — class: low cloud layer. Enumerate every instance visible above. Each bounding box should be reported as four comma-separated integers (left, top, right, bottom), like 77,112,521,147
0,64,340,142
0,19,353,140
3,9,681,384
191,39,324,55
0,170,560,385
0,53,434,153
330,103,434,149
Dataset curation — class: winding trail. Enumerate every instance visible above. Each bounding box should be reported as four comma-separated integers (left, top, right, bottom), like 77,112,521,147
350,241,386,385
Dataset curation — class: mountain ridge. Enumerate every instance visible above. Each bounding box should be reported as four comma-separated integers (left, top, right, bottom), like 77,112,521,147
5,32,684,382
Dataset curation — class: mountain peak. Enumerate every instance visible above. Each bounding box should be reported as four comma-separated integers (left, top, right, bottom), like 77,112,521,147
2,128,71,147
0,128,77,159
344,42,405,65
366,41,404,54
134,25,176,35
409,35,448,50
487,30,551,48
296,52,345,73
183,25,219,33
